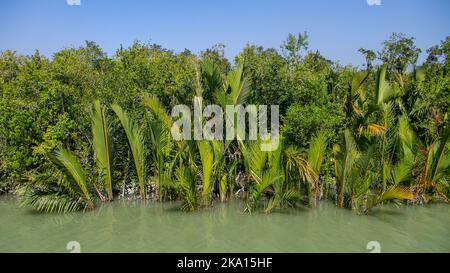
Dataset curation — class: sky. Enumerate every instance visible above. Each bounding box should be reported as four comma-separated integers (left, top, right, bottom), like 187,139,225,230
0,0,449,66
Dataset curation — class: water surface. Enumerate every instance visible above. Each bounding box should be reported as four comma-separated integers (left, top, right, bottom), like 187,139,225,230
0,196,449,252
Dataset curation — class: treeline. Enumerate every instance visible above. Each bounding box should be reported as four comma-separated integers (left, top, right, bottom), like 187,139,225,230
0,33,448,213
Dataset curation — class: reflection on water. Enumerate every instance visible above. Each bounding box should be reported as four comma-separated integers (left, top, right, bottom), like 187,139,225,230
0,196,449,252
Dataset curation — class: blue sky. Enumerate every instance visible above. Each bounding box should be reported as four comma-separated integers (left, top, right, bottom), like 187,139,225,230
0,0,449,66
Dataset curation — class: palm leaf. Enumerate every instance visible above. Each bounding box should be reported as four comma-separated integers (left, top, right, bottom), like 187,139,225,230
427,127,450,185
398,115,416,155
239,139,268,180
52,148,94,209
201,59,223,97
308,132,328,174
376,64,394,105
91,100,113,200
366,186,414,212
393,157,413,186
351,70,369,96
143,94,172,130
175,165,199,211
284,146,315,187
334,130,361,207
226,63,251,105
112,104,146,199
20,191,85,213
142,95,174,199
197,140,214,203
17,170,88,213
358,123,387,137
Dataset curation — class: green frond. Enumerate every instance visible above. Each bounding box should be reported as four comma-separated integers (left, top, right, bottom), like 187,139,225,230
212,140,228,201
51,148,94,209
201,59,223,96
426,128,450,185
20,191,85,213
143,95,173,199
247,172,282,212
398,115,417,155
376,64,394,105
197,140,214,202
150,125,172,200
112,104,146,199
17,169,89,213
175,165,199,211
265,188,299,214
335,129,361,207
308,132,328,174
393,155,415,185
285,146,315,187
239,139,268,180
142,93,172,129
366,186,414,212
358,123,387,137
91,100,113,200
351,70,369,96
226,63,251,105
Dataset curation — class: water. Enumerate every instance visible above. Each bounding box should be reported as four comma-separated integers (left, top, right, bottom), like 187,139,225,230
0,196,449,252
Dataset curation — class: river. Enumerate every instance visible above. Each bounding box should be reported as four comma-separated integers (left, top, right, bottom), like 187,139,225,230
0,196,449,252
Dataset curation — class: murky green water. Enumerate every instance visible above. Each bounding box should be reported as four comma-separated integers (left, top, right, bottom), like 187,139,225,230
0,196,449,252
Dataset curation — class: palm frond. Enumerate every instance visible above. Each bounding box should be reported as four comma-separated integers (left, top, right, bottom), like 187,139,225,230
51,149,94,209
212,140,228,202
226,63,251,105
20,191,85,213
17,169,88,213
143,95,175,200
351,70,369,96
175,165,199,211
112,104,146,199
91,100,113,200
284,146,316,187
376,64,394,105
201,59,223,97
265,188,299,213
143,93,172,129
308,132,328,174
239,139,267,180
334,129,361,207
247,172,282,212
358,123,387,137
197,140,214,203
427,127,450,185
398,115,417,155
393,155,415,185
365,186,414,212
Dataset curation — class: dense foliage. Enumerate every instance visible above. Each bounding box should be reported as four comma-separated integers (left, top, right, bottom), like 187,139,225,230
0,33,449,214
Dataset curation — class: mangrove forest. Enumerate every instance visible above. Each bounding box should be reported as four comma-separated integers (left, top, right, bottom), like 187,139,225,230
0,32,449,216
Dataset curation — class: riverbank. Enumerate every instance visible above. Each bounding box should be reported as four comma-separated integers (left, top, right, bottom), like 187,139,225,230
0,196,449,252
